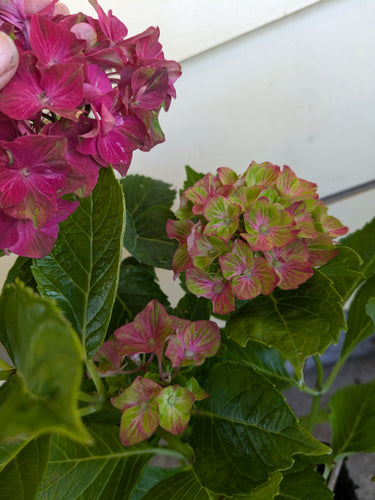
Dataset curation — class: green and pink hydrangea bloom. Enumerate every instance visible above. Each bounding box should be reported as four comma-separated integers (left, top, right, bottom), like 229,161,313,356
168,161,348,314
94,299,220,446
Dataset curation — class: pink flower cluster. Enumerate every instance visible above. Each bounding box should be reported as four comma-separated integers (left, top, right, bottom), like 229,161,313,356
0,0,180,257
167,162,348,314
94,299,220,445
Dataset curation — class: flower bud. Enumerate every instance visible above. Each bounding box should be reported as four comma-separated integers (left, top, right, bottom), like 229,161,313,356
0,32,19,91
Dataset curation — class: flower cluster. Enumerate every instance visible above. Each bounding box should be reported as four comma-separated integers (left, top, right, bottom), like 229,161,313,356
93,299,220,446
167,162,348,314
0,0,180,257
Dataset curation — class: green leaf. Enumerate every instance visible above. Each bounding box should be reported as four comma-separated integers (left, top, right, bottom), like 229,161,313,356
130,467,186,500
223,338,296,391
0,435,50,500
0,281,89,444
141,469,216,500
276,467,333,499
109,257,170,332
120,175,176,217
37,424,152,500
225,271,346,378
183,165,205,191
189,362,329,496
319,246,363,302
123,206,178,269
340,216,375,279
341,274,375,359
173,292,212,321
32,167,125,358
4,257,36,290
329,380,375,459
242,472,282,499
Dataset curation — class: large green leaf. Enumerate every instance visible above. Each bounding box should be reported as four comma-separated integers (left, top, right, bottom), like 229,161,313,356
120,174,176,217
0,281,89,444
225,271,346,378
0,435,50,500
130,466,183,500
140,470,215,500
189,362,329,496
340,216,375,279
124,206,178,269
223,338,296,391
108,257,170,332
173,292,212,321
32,167,125,358
319,246,363,302
329,380,375,459
341,274,375,359
37,424,153,500
276,467,333,499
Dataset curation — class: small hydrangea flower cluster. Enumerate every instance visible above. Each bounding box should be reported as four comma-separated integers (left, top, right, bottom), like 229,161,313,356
0,0,180,257
93,299,220,446
167,162,348,314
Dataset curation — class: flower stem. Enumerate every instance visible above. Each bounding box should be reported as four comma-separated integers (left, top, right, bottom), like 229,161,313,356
305,356,324,433
156,428,194,463
86,358,107,402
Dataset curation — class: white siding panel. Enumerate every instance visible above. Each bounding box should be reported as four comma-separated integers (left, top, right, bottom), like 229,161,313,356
63,0,324,61
129,0,375,208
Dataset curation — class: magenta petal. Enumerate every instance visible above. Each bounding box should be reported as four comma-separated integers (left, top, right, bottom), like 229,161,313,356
41,62,84,110
30,14,85,67
186,268,235,315
115,300,172,361
0,209,19,249
93,339,127,376
0,53,43,119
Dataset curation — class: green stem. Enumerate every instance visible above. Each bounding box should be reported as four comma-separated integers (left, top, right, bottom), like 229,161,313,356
86,358,107,402
79,391,99,403
79,406,99,417
305,356,324,433
156,428,194,463
322,353,349,394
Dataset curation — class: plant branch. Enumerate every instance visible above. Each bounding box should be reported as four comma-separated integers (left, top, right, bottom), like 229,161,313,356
156,428,194,463
86,358,107,402
305,356,324,433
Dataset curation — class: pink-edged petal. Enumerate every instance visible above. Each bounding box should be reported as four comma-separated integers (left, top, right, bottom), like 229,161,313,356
111,376,162,446
114,299,172,361
216,167,238,186
184,173,222,215
265,240,314,289
190,232,230,270
186,268,234,315
245,161,280,187
229,186,262,211
219,239,254,280
276,165,318,200
243,199,298,251
180,320,220,365
232,256,279,299
164,336,185,368
203,195,241,241
306,234,339,267
166,218,193,244
156,385,195,436
93,339,127,376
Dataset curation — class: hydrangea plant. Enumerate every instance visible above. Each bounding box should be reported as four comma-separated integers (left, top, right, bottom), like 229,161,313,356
0,1,374,499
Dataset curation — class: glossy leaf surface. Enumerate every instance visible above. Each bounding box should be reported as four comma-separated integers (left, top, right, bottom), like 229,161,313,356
341,274,375,359
0,282,89,443
189,362,329,496
223,338,296,390
319,245,363,302
37,424,151,499
226,271,345,378
109,257,169,332
276,467,333,499
329,380,375,459
32,167,125,358
141,469,215,500
0,435,50,500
